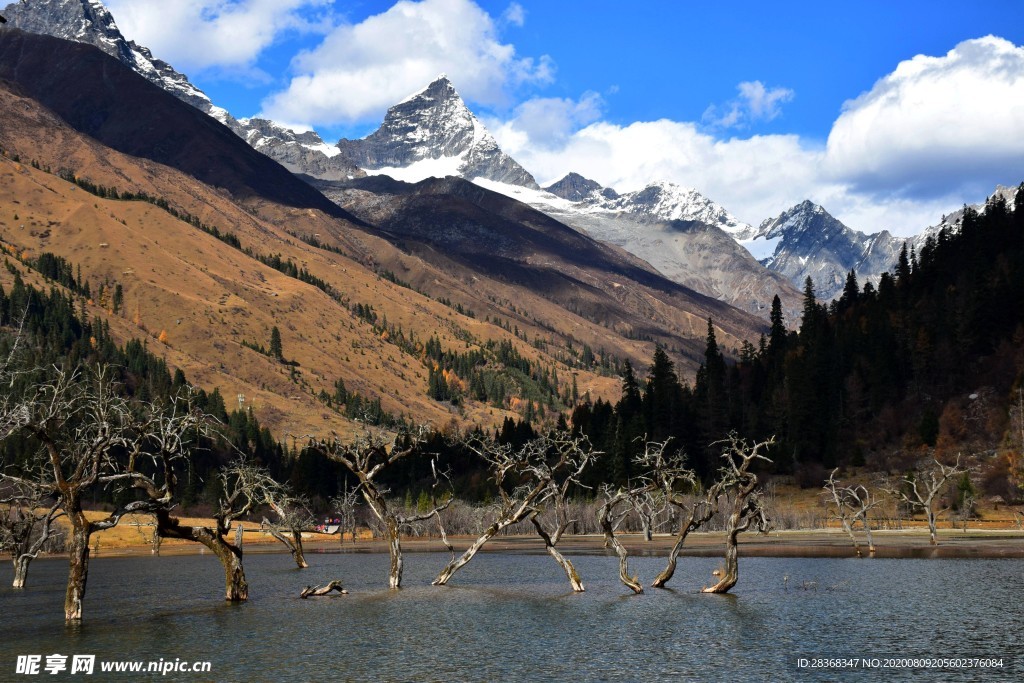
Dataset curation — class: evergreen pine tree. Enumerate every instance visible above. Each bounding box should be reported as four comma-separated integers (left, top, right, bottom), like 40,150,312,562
269,325,283,360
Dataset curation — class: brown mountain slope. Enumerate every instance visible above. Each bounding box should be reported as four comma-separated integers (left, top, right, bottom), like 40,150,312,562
0,30,769,441
0,28,357,221
0,85,629,436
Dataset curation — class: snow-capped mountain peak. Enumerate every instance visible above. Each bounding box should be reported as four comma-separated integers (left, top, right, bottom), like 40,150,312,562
601,181,756,239
335,75,538,188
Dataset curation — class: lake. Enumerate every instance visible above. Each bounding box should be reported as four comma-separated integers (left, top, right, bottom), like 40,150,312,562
1,549,1020,681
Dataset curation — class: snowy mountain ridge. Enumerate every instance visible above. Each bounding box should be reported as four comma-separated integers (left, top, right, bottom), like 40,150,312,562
2,0,213,111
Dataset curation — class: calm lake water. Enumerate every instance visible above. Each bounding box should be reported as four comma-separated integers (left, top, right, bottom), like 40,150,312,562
1,549,1020,682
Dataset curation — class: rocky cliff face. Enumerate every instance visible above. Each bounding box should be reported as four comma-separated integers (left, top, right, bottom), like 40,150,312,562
335,75,538,188
238,118,365,182
499,174,801,318
3,0,213,111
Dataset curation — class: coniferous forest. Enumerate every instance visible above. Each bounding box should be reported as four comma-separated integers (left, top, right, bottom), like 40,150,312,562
571,186,1024,496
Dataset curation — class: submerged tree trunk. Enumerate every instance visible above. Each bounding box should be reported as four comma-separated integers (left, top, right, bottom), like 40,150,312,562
703,488,764,595
301,581,347,598
839,516,862,557
65,514,91,622
703,524,744,594
157,514,248,601
7,507,61,589
861,519,875,554
265,519,309,569
599,498,642,594
12,555,30,589
386,516,403,590
926,508,938,545
530,516,583,592
433,521,502,586
651,508,703,588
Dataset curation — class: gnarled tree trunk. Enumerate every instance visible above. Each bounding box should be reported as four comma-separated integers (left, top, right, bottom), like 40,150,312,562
599,496,642,594
433,520,503,586
157,513,248,601
703,523,745,594
265,520,309,569
530,515,583,592
651,500,714,588
703,488,764,594
63,499,92,622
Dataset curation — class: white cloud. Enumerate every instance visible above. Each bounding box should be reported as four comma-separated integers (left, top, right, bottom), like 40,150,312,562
486,92,603,148
501,2,526,28
493,106,978,236
105,0,331,74
492,39,1024,236
259,0,553,126
497,117,833,227
702,80,794,129
825,36,1024,198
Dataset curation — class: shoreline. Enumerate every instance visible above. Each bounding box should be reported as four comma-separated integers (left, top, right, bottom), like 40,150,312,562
26,528,1024,561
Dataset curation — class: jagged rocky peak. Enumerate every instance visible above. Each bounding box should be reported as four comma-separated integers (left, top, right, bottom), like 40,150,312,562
755,199,905,301
2,0,213,111
241,117,333,149
336,74,538,188
544,172,609,201
756,199,831,240
239,117,365,182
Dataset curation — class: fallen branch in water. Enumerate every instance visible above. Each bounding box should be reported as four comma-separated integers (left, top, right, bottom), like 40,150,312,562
300,580,348,598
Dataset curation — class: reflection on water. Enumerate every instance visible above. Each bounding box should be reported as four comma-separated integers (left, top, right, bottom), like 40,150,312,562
1,552,1021,681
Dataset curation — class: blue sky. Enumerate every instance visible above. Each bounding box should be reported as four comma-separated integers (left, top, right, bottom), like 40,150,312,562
105,0,1024,234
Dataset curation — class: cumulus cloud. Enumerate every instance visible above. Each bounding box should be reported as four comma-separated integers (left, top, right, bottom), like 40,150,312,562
106,0,331,75
259,0,553,126
487,92,604,149
825,36,1024,198
494,106,978,235
702,80,794,129
497,117,835,227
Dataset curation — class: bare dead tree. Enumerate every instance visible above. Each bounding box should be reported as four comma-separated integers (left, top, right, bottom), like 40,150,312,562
823,468,881,556
313,426,451,589
433,431,595,589
527,436,594,591
597,483,645,593
330,481,361,544
631,489,665,542
885,456,968,545
165,456,283,601
0,463,64,588
702,434,773,594
97,390,284,602
8,365,150,622
263,495,315,569
649,447,717,589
